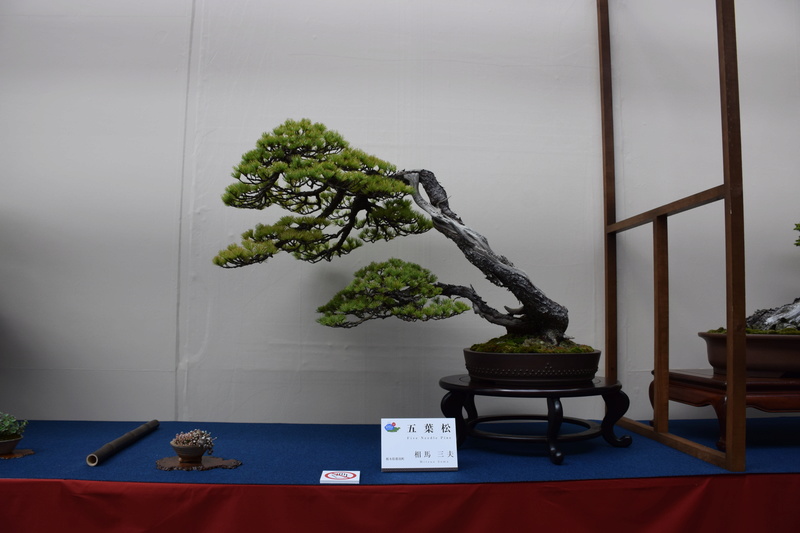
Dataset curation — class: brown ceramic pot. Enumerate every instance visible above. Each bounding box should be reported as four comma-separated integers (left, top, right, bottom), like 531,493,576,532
0,436,22,455
463,349,601,386
170,441,208,465
699,332,800,378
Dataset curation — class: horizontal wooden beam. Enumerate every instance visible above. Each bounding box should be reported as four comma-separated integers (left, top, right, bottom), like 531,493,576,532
607,185,726,234
616,418,740,470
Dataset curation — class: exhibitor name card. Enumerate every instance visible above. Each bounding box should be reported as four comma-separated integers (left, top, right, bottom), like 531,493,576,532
381,418,458,472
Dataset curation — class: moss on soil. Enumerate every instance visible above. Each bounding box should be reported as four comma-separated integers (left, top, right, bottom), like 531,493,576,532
470,334,596,354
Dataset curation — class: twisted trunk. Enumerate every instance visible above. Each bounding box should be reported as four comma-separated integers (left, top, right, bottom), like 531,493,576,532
746,297,800,331
395,170,569,343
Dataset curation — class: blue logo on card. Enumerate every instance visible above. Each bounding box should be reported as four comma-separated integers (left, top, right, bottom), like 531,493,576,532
384,422,401,432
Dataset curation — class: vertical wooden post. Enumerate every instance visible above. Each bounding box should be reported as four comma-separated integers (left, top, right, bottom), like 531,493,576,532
597,0,618,383
716,0,747,471
652,216,670,433
653,215,669,432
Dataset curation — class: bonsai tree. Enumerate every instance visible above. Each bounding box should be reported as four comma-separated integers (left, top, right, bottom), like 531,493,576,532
0,412,27,440
214,119,583,351
742,223,800,332
172,429,215,455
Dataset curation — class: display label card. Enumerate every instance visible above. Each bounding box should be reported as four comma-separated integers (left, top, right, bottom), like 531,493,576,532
320,470,360,484
380,418,458,472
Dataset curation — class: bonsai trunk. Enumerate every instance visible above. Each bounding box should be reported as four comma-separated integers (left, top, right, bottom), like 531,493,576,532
395,169,569,343
745,297,800,331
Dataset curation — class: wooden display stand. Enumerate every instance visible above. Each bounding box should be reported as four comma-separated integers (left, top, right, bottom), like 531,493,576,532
439,375,632,464
652,370,800,451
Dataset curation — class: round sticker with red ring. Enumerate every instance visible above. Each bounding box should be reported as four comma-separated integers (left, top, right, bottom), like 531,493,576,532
324,471,357,480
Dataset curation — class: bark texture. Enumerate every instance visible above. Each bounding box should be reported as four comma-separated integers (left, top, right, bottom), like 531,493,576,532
394,169,569,343
746,297,800,331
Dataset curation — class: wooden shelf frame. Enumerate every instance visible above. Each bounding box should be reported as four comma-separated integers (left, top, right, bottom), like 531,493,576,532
596,0,748,471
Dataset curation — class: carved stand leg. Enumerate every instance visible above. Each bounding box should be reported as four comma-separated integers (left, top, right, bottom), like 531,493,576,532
650,376,728,451
601,389,633,447
440,390,470,446
463,394,478,422
710,396,728,451
546,397,564,465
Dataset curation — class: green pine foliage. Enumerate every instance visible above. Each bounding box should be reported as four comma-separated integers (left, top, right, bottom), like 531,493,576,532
214,120,472,329
213,119,432,267
316,259,471,327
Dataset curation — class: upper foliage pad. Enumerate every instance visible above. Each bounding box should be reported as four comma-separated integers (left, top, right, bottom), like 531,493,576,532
214,119,432,266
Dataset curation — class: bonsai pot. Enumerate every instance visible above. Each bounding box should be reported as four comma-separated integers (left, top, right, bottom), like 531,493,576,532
0,435,23,455
170,441,208,465
699,332,800,378
464,349,601,386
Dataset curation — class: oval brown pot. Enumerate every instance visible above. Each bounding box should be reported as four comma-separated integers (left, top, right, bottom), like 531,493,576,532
463,349,601,386
699,332,800,378
0,435,22,455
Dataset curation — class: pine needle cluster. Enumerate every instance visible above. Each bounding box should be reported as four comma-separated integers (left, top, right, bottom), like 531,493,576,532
214,119,432,267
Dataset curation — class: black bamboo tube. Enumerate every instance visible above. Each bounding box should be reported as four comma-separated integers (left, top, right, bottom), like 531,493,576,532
86,420,160,466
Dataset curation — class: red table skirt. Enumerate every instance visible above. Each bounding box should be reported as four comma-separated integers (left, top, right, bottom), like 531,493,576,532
2,474,798,532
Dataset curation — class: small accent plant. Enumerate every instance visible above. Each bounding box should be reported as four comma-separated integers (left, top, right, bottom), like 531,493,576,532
0,412,28,440
172,429,215,455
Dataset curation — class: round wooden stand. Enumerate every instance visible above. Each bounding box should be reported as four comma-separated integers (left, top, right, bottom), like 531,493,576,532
439,374,632,464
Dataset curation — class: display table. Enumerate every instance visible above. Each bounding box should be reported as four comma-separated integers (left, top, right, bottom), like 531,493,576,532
4,419,800,531
439,375,631,464
653,369,800,451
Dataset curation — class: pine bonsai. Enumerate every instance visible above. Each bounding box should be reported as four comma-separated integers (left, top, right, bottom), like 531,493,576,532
214,119,579,349
742,223,800,332
713,223,800,333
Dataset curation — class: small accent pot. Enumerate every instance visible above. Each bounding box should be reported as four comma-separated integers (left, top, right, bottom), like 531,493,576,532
0,435,23,455
170,441,208,465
